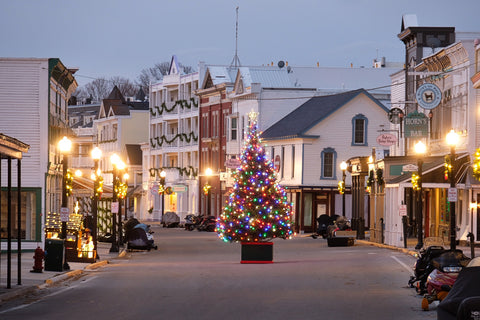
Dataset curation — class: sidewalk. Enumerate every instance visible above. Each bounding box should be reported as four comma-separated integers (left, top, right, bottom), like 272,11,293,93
357,237,480,259
0,241,124,304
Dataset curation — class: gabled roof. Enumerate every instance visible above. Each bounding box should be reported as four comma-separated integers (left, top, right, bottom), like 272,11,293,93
125,144,142,166
262,89,388,140
107,85,126,103
201,66,237,89
108,105,131,116
169,55,180,75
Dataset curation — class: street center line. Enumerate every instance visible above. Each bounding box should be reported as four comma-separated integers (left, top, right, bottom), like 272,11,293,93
391,255,414,276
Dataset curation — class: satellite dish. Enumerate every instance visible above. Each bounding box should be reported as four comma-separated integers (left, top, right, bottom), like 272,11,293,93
278,61,285,68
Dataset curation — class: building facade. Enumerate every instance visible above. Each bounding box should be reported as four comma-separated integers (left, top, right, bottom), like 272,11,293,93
144,56,200,222
0,58,78,250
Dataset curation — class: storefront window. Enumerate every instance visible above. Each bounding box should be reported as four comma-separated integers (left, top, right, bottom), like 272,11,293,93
1,189,39,240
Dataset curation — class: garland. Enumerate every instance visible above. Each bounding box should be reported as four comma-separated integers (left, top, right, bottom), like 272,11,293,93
149,166,198,178
376,168,384,186
150,132,198,148
149,98,198,116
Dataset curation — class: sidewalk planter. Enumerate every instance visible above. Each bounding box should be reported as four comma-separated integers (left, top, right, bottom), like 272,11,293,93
241,242,273,264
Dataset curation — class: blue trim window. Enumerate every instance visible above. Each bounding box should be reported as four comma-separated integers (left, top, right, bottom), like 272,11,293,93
352,114,368,146
321,147,337,179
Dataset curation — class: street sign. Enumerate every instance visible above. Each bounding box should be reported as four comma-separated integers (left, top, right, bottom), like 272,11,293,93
402,164,418,172
60,207,69,222
172,185,187,193
399,204,407,216
448,188,457,202
151,184,159,195
416,83,442,110
111,202,119,214
274,155,281,172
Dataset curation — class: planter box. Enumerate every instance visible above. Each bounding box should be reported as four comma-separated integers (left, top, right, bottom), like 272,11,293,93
241,242,273,264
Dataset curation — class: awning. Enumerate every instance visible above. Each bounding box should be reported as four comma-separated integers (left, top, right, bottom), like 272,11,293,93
127,185,144,197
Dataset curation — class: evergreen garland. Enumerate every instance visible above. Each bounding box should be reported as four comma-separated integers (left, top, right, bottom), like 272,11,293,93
149,98,199,117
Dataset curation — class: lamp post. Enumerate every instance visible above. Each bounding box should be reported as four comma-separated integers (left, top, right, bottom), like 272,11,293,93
160,170,166,223
91,146,102,259
109,153,120,253
205,168,212,216
58,136,72,270
414,141,426,250
340,161,348,216
446,129,459,250
123,172,129,220
116,160,126,246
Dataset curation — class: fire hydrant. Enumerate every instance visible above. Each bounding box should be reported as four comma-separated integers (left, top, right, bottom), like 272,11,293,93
31,246,45,273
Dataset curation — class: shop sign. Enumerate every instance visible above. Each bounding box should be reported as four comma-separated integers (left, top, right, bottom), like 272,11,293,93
376,133,397,146
402,164,418,172
404,111,428,138
416,83,442,110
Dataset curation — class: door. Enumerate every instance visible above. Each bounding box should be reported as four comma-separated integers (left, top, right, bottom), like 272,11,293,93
313,200,329,233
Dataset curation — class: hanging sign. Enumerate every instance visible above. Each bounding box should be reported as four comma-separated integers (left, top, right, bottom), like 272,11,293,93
151,184,159,196
376,133,397,146
404,111,428,138
388,108,404,124
416,83,442,110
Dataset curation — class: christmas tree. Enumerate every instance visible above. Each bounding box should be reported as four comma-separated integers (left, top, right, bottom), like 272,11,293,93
217,112,293,243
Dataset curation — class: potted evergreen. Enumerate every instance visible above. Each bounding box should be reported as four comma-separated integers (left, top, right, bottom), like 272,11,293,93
216,112,293,263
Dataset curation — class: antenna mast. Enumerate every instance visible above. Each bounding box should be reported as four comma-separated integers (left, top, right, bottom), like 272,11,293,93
230,6,241,68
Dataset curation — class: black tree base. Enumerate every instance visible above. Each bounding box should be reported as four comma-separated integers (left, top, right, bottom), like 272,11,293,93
241,242,273,264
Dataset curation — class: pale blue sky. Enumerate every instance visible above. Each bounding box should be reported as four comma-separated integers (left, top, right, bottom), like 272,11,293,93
1,0,479,87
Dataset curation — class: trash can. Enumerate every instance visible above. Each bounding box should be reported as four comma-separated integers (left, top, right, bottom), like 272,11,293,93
44,239,64,271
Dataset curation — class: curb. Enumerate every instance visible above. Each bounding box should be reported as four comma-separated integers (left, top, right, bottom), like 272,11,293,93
356,239,419,257
0,259,112,303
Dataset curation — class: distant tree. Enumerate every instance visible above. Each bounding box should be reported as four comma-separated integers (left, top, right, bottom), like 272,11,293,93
136,61,195,94
84,78,111,102
110,76,137,98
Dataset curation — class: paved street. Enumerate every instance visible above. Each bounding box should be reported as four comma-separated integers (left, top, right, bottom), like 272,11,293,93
0,227,437,320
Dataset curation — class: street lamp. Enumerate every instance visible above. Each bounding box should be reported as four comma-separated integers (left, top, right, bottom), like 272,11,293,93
414,140,426,250
446,129,459,250
123,172,129,220
91,146,102,259
58,136,72,270
160,170,166,223
205,168,212,216
340,161,348,216
109,153,120,253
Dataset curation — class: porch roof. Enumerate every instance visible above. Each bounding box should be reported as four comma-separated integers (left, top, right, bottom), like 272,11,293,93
386,153,475,186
